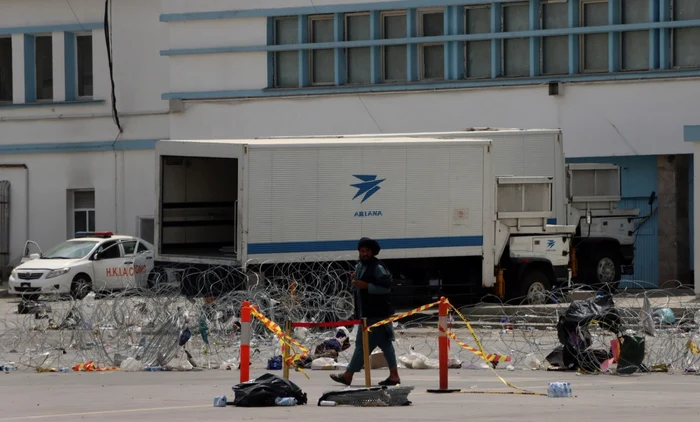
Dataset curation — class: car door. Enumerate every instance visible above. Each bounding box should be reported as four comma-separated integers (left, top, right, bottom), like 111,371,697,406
119,239,139,289
133,241,154,288
91,240,125,291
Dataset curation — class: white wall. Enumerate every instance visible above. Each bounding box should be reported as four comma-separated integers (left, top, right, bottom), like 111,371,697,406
169,78,698,158
0,150,155,264
0,0,170,145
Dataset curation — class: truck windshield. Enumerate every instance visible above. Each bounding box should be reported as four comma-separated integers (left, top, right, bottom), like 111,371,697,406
42,240,99,259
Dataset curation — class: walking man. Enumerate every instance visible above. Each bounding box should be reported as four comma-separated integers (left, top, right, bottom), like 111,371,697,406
330,237,401,386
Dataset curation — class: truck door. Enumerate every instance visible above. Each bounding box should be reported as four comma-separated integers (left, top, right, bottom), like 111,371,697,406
92,240,125,291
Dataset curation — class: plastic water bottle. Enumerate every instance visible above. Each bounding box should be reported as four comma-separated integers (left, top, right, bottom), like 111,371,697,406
59,367,70,373
275,397,297,406
547,382,572,398
1,365,17,372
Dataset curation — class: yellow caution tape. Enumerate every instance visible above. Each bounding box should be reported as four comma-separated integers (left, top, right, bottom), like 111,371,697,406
366,300,442,331
250,307,311,380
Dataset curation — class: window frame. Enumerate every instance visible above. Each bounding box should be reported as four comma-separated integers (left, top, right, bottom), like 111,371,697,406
0,36,12,103
72,189,96,236
272,16,299,88
343,12,372,85
417,7,446,81
33,33,54,102
579,0,610,74
380,9,408,83
75,32,94,99
501,1,531,78
463,4,492,80
308,14,335,86
618,0,650,72
669,0,700,69
539,0,570,76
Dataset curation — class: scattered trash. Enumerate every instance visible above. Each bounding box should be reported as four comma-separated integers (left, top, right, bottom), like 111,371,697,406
654,308,676,326
267,355,282,370
120,357,142,372
398,352,439,369
1,364,17,372
231,373,308,407
213,396,227,407
317,385,414,407
319,400,338,406
547,382,572,398
275,397,297,406
311,357,337,370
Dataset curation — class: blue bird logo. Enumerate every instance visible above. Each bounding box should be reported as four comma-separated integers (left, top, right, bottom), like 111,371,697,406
547,240,556,249
351,175,385,203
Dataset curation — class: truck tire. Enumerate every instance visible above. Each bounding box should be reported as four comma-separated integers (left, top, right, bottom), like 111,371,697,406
591,249,621,293
520,270,552,305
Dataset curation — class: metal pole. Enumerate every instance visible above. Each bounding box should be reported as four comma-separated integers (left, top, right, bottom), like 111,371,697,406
240,301,251,383
282,320,291,379
362,318,371,388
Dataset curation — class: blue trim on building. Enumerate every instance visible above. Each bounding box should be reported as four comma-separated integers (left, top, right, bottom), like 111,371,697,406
0,23,103,36
370,11,381,84
649,0,660,70
568,0,579,74
407,9,418,82
334,13,345,86
0,100,104,110
248,235,484,254
529,0,540,77
608,0,620,73
659,0,670,69
490,3,501,79
298,15,309,88
162,68,700,100
161,0,527,22
64,32,76,101
23,35,36,103
0,139,157,154
159,20,700,56
684,125,700,142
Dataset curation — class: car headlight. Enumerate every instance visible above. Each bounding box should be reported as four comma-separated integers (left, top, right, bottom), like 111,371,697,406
46,268,71,279
10,269,16,278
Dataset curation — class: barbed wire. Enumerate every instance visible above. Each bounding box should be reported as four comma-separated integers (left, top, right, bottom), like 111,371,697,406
1,255,699,376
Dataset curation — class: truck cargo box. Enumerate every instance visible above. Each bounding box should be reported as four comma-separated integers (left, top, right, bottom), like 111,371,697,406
155,137,495,277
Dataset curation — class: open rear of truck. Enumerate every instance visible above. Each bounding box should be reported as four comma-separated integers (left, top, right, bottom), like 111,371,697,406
154,137,499,297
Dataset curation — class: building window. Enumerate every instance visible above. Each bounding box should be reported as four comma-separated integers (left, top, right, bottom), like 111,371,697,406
35,35,53,101
541,1,569,75
273,16,299,88
138,216,155,244
381,11,407,82
502,2,530,77
464,6,491,78
419,9,445,80
77,35,93,97
73,190,95,235
309,15,334,85
672,0,700,68
0,37,11,103
345,13,371,84
580,0,609,72
620,0,649,71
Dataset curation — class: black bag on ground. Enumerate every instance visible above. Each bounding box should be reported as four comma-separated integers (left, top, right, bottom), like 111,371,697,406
231,373,308,407
617,335,645,375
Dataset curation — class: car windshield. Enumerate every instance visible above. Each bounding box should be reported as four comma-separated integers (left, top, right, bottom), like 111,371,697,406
41,240,99,259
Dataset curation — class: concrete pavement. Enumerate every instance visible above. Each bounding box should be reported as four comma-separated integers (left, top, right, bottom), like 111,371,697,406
0,368,699,421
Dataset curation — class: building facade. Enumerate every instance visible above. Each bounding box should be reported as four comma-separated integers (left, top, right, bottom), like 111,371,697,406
0,0,698,289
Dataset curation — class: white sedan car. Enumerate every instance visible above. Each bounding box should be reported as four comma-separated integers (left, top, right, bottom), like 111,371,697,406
8,232,155,301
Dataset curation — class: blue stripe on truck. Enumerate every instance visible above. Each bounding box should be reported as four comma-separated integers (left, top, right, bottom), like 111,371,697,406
547,218,556,224
248,235,483,254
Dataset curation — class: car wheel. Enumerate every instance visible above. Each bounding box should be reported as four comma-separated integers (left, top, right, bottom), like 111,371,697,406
70,276,92,300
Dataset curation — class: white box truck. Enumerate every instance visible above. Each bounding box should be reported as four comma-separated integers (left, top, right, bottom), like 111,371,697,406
266,129,655,291
153,137,576,305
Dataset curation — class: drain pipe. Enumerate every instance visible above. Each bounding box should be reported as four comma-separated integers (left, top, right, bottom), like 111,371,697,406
0,164,29,243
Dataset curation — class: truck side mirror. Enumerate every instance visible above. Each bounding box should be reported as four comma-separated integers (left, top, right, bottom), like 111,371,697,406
586,210,592,225
648,191,656,206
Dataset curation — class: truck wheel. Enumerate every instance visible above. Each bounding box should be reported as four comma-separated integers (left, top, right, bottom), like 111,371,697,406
592,250,621,293
70,275,92,300
520,270,552,305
